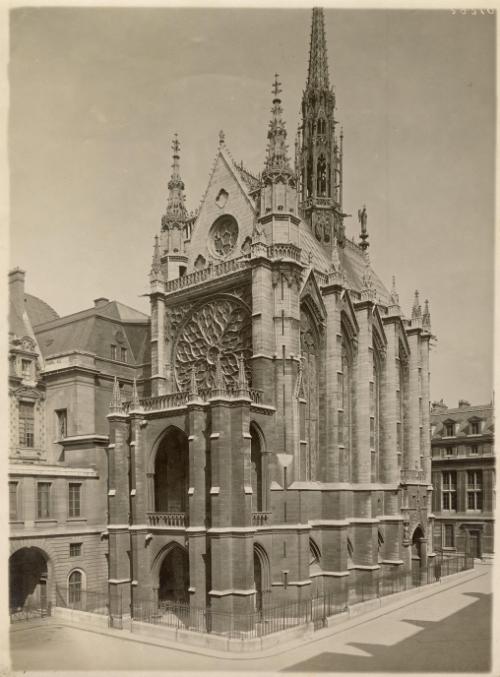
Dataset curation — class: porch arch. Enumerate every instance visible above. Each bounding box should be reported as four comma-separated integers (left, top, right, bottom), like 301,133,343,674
152,541,190,606
9,546,50,611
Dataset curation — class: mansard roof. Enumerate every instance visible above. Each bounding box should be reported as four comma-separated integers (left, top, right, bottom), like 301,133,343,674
33,300,150,364
431,403,494,438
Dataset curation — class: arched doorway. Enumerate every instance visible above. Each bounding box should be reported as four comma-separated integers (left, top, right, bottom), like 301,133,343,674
9,547,49,612
158,545,189,606
411,525,425,586
154,427,189,515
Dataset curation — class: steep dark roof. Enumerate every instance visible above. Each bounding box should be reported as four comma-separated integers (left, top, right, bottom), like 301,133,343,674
25,294,59,327
431,403,494,438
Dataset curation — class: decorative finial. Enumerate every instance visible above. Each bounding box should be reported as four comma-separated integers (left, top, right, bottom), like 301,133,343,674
272,73,282,99
149,235,162,284
172,133,180,155
213,352,225,396
412,290,422,321
162,133,188,233
188,364,200,402
109,376,123,414
219,129,225,146
130,376,141,410
237,353,250,398
358,205,369,251
422,299,431,330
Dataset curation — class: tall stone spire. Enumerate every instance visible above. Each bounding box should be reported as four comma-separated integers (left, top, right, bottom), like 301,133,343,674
264,74,292,176
159,134,189,281
307,7,330,90
300,6,345,255
162,133,188,231
257,75,297,219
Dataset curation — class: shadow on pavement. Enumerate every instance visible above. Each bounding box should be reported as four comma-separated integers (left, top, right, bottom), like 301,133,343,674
283,592,492,672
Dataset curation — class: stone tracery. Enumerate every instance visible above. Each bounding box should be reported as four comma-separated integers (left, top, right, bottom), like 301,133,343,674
174,297,252,391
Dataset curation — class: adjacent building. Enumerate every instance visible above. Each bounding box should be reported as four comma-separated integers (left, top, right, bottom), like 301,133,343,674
431,400,495,559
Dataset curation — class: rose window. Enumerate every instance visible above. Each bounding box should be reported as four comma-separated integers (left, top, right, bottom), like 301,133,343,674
174,297,252,392
209,215,238,258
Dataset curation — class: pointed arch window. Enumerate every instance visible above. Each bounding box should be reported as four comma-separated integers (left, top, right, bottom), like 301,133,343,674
317,155,328,196
300,307,320,480
338,329,353,481
370,348,381,482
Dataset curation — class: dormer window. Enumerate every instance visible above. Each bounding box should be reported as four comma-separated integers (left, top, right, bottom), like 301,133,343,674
111,345,117,360
120,347,127,363
469,419,481,435
444,422,455,437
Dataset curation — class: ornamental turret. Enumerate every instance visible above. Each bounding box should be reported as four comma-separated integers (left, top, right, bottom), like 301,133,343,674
258,75,297,219
299,7,345,254
160,134,189,280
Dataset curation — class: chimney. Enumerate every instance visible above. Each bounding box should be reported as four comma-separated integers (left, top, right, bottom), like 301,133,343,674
9,267,26,311
458,399,470,409
94,297,109,307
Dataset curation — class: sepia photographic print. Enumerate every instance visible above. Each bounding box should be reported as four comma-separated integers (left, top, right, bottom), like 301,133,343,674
4,3,496,674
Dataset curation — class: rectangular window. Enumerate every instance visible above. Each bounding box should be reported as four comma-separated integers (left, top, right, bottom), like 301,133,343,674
37,483,51,519
470,421,480,435
69,543,82,557
9,482,18,520
68,483,81,518
466,470,482,511
445,447,453,457
121,347,127,363
19,401,35,448
110,344,117,360
21,359,31,378
442,471,457,511
470,445,478,455
56,409,67,439
444,524,454,547
337,373,343,408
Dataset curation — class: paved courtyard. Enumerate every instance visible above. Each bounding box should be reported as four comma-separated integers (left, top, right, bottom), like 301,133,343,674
8,568,493,673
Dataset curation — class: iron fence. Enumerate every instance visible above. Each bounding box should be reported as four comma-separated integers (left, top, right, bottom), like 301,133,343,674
42,553,473,637
9,601,51,623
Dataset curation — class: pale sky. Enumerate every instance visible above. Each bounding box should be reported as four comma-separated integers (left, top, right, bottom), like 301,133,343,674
9,7,495,406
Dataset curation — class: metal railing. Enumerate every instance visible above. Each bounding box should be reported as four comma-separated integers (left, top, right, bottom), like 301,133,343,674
55,586,109,615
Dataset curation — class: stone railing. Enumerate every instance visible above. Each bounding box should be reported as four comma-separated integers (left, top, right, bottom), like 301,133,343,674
266,244,302,262
125,387,264,413
252,511,272,527
147,512,186,527
401,469,427,483
164,257,249,294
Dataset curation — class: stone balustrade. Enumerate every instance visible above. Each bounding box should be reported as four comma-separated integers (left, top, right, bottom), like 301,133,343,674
147,512,186,527
252,511,272,527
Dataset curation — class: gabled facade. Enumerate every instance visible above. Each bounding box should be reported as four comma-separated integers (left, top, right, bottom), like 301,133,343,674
431,400,495,558
105,8,436,629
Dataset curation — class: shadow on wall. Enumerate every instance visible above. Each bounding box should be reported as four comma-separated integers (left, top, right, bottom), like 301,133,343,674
283,592,492,673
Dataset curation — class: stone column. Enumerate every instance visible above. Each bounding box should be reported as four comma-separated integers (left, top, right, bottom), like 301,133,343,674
322,284,342,482
380,322,399,488
406,329,422,472
150,291,167,396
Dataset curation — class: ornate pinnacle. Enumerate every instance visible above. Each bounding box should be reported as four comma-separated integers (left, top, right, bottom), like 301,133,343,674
237,353,250,398
388,275,401,314
358,205,369,251
109,376,123,414
263,74,292,176
188,364,200,401
361,263,377,302
130,376,141,410
422,299,431,330
150,235,162,283
412,290,422,321
213,352,225,396
162,133,188,231
307,7,330,91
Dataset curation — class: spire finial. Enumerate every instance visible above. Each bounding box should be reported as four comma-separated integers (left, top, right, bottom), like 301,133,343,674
412,290,422,321
219,129,225,146
150,235,162,284
237,353,250,398
162,133,188,232
263,74,292,175
307,7,330,91
131,376,140,410
422,299,431,330
109,376,123,414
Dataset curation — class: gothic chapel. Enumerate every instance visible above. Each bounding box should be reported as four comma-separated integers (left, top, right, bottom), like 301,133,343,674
107,8,434,627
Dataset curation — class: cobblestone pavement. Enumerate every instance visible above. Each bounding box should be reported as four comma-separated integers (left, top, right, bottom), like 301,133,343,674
8,568,493,673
